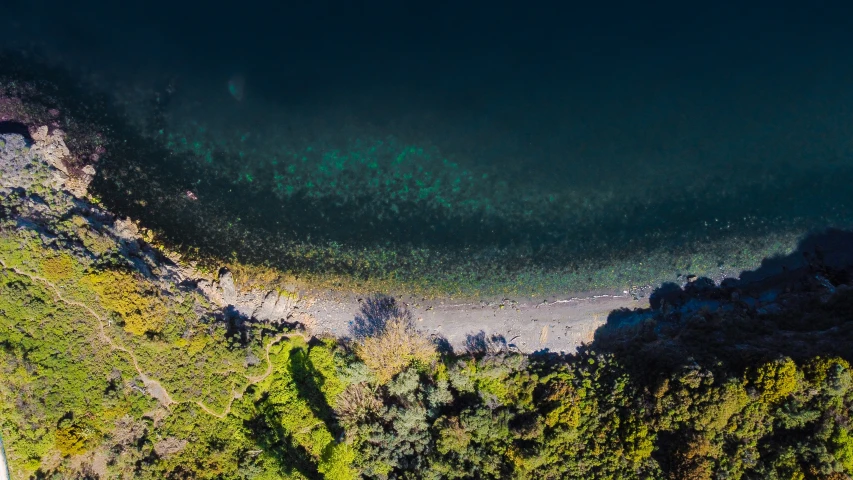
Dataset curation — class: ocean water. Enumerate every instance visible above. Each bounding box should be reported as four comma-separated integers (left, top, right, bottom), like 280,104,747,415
3,1,853,296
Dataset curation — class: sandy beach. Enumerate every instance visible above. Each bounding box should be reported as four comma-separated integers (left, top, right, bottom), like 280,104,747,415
303,289,649,353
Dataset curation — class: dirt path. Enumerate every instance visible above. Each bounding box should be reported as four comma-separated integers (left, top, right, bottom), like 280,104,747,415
197,331,295,419
1,251,649,425
0,258,293,420
0,259,178,405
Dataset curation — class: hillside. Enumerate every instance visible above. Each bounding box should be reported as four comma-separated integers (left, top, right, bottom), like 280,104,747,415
1,60,853,480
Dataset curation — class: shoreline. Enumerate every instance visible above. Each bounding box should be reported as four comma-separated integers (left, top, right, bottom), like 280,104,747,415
0,126,837,357
302,288,648,354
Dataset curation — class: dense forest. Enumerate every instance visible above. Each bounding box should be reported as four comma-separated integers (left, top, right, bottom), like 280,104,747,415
1,222,853,479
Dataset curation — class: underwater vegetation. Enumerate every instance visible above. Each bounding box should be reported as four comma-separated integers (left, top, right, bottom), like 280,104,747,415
5,51,852,297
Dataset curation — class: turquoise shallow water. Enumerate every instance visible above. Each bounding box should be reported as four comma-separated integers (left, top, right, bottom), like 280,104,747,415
84,70,853,296
4,1,853,295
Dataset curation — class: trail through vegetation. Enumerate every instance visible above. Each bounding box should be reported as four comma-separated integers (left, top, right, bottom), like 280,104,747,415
0,256,296,419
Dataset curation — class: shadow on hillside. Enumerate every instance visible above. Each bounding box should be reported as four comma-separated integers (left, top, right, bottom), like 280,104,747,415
290,345,339,437
590,228,853,379
0,120,33,143
245,398,322,480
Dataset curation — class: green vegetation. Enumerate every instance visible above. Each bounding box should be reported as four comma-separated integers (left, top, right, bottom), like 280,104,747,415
354,315,437,385
2,54,853,479
2,223,853,478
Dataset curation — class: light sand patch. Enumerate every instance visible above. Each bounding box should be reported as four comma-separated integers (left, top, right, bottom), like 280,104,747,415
539,325,549,345
303,289,648,353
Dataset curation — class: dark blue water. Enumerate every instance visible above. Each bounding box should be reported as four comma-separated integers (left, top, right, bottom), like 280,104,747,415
4,1,853,294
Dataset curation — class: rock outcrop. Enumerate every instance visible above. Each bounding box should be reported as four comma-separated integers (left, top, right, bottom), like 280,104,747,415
205,269,299,323
1,131,305,329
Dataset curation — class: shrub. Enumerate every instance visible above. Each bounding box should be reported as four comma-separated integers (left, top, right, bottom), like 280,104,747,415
335,382,383,428
40,253,76,283
55,420,88,457
308,340,347,407
83,269,167,335
805,357,852,396
751,358,799,404
318,442,357,480
355,315,436,385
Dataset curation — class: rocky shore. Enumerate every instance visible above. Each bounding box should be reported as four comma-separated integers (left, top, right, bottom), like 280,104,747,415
4,126,853,358
0,129,644,353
